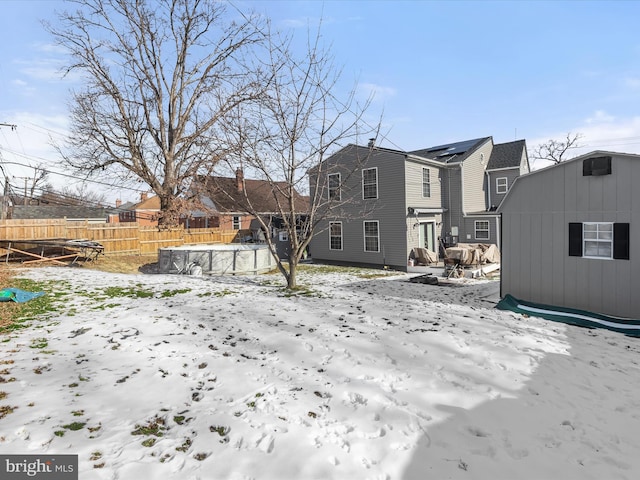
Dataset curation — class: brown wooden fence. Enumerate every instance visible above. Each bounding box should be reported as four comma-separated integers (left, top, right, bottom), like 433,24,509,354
0,219,241,256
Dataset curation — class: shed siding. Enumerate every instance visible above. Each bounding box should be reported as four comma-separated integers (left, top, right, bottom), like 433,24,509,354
500,153,640,318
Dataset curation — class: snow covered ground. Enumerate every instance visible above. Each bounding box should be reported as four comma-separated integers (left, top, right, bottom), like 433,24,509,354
1,265,640,480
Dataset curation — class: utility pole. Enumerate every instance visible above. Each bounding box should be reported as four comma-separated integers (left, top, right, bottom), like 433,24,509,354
0,123,17,219
14,176,30,205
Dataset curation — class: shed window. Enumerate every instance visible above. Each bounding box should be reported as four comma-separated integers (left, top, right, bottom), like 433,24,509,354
496,177,508,194
362,168,378,199
474,220,490,240
232,216,241,230
583,156,612,176
363,220,380,252
329,222,343,250
569,222,629,260
328,173,341,201
422,168,431,198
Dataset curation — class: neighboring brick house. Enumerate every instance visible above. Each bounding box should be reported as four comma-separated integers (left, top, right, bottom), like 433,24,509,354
118,193,160,225
308,136,529,270
192,169,309,256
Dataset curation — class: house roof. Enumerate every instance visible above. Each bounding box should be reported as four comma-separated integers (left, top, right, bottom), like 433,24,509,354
11,205,114,220
409,137,491,163
487,139,527,170
197,174,310,214
131,196,161,210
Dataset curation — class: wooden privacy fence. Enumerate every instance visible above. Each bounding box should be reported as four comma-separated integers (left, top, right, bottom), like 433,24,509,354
0,219,240,256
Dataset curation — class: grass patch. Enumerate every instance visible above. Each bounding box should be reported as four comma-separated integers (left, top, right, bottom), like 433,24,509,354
0,275,60,334
141,438,157,447
132,416,166,437
30,337,48,349
295,263,398,279
82,255,158,274
209,425,230,437
103,286,154,299
0,405,17,419
62,421,86,431
176,438,192,452
160,288,191,298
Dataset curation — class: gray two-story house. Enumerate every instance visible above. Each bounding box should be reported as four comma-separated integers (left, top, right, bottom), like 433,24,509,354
309,136,529,270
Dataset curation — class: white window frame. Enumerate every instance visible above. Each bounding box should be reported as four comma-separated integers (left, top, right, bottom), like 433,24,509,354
422,167,431,198
496,177,508,194
232,215,241,230
328,173,341,201
474,220,490,240
362,167,378,200
363,220,380,252
583,222,613,259
329,221,343,251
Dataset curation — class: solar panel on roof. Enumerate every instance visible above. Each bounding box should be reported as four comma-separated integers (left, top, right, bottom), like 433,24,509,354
431,138,484,157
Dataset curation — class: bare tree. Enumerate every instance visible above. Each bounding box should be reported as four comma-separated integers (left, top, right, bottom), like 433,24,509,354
38,183,107,206
532,132,583,164
217,23,379,289
47,0,266,226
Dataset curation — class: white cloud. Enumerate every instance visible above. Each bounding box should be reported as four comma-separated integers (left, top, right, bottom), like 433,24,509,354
357,82,397,103
585,110,615,124
624,76,640,89
528,112,640,169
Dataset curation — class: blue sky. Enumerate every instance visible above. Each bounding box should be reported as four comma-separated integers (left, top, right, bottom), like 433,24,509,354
1,0,640,201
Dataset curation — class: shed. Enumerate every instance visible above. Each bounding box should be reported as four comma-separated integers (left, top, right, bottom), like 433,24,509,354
498,151,638,318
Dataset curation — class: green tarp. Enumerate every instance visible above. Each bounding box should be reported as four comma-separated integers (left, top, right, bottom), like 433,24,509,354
496,294,640,337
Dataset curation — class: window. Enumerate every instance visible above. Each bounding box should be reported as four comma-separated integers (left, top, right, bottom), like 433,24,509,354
496,177,508,194
363,220,380,252
362,168,378,199
422,168,431,198
328,173,341,201
329,222,343,250
583,156,612,176
232,216,241,230
474,220,490,240
569,222,629,260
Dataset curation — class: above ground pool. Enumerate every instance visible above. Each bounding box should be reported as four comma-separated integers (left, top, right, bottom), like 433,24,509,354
158,244,273,275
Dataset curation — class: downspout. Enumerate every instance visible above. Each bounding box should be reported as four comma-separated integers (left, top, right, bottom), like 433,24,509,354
460,163,466,218
485,171,491,211
499,212,503,298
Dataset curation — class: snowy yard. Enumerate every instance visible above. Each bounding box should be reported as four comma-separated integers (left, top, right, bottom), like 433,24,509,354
1,265,640,480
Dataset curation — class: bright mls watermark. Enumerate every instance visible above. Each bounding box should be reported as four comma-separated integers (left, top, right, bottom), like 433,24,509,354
0,455,78,479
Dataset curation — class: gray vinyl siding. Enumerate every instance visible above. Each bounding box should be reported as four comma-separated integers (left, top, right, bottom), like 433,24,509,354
461,215,499,244
487,169,520,209
500,152,639,318
462,139,493,214
442,167,462,241
404,161,443,208
310,146,409,269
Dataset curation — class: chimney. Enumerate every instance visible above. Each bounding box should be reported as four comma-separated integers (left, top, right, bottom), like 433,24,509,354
140,192,148,202
236,168,244,192
368,138,375,148
115,199,122,208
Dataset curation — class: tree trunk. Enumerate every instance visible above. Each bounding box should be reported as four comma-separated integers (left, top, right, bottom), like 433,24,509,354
158,195,179,228
287,252,297,289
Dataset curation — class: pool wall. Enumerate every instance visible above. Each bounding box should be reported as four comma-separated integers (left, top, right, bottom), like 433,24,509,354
158,244,273,275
